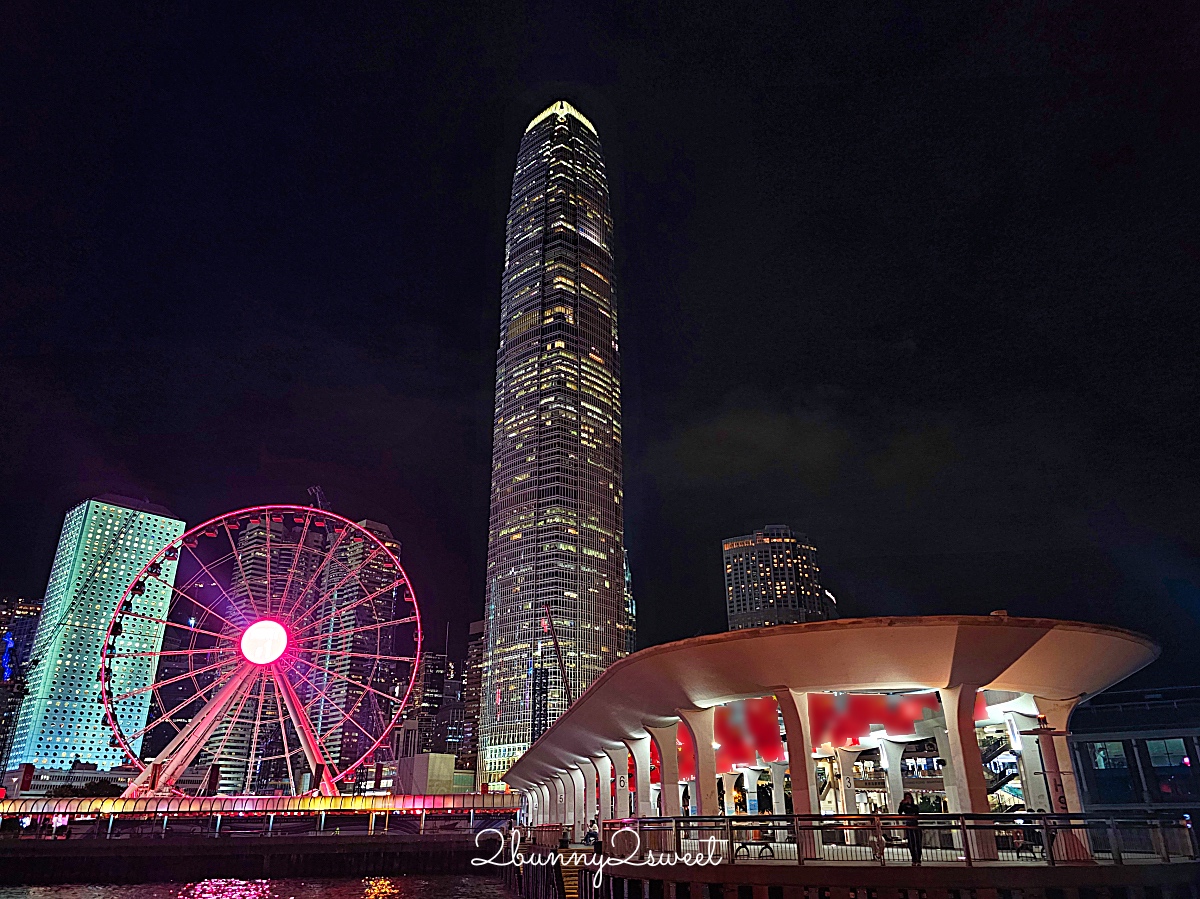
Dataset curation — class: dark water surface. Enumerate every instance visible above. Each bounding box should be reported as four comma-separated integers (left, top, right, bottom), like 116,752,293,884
0,877,506,899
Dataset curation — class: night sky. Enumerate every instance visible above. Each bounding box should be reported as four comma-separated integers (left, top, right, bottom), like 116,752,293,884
3,3,1198,684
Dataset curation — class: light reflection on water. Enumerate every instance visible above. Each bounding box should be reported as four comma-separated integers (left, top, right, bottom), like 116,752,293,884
0,876,506,899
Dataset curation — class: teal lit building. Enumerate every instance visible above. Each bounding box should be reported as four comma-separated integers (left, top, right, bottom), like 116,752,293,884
8,496,184,771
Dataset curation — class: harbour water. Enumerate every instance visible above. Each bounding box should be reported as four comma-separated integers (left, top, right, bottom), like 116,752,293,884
0,876,506,899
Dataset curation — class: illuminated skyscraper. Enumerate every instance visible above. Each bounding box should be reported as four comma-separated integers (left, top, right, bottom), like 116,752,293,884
8,496,184,771
722,525,835,630
479,101,632,784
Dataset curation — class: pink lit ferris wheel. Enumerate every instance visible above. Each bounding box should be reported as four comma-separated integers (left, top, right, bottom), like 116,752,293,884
99,505,421,797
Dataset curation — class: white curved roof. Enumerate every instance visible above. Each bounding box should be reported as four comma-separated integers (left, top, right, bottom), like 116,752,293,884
504,615,1158,788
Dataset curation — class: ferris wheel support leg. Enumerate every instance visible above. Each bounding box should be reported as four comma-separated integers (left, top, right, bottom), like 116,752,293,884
123,662,258,798
274,664,338,796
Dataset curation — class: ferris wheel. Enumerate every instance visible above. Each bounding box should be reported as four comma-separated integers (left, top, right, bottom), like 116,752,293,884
99,504,421,797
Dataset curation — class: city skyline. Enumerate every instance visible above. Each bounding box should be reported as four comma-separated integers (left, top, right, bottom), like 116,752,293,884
479,101,634,785
2,2,1198,694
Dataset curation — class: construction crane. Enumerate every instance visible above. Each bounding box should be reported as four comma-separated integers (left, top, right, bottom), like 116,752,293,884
541,602,573,706
307,485,329,510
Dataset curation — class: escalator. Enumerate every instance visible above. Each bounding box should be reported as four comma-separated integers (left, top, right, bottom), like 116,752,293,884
986,769,1019,794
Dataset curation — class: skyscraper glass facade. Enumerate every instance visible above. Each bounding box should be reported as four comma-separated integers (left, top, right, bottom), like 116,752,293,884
9,496,184,770
722,525,835,630
480,101,633,784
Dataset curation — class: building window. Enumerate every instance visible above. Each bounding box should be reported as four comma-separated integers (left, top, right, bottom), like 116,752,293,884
1142,738,1197,802
1080,740,1137,805
1089,741,1127,769
1146,738,1188,769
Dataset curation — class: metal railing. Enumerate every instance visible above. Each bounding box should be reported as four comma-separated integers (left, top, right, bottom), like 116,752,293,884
597,812,1198,867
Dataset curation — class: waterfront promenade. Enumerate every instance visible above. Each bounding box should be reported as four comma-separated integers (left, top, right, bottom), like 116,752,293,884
503,812,1200,898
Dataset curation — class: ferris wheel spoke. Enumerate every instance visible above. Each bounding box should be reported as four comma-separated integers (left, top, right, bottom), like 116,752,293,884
292,616,417,646
291,655,402,709
208,674,258,770
220,521,264,619
118,610,236,644
290,660,374,747
242,672,270,793
129,665,242,742
288,663,378,748
155,560,247,633
264,509,278,618
270,669,299,795
276,523,355,623
274,663,336,795
273,513,313,622
112,656,234,703
281,546,383,631
301,648,415,666
123,661,257,797
289,577,398,642
170,544,237,593
108,646,235,660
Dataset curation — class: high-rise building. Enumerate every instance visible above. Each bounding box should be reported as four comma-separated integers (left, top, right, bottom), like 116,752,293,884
0,597,42,771
432,661,469,765
460,620,485,775
722,525,835,631
406,651,448,756
8,496,184,771
480,100,633,785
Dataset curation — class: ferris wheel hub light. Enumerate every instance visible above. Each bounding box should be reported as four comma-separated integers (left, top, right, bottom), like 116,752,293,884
241,620,288,665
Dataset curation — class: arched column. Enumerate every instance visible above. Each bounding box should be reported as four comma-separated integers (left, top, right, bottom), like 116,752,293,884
677,707,719,815
567,766,586,840
556,772,573,831
775,689,820,815
719,771,740,815
604,746,631,818
624,734,654,817
592,754,613,821
938,685,991,814
522,788,536,826
546,777,563,824
581,759,599,826
879,738,907,812
767,761,788,814
939,684,998,860
536,782,551,825
1036,697,1084,813
835,746,863,815
646,723,682,816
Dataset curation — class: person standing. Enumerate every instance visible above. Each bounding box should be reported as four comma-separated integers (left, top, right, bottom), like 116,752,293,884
898,792,922,865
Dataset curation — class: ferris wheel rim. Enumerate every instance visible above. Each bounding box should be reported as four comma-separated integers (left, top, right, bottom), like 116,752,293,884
98,503,423,790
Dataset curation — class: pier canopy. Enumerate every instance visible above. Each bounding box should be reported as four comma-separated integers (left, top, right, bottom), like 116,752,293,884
504,615,1158,834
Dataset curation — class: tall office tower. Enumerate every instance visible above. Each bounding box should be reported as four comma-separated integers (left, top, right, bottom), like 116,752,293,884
460,620,484,776
8,496,184,771
479,100,632,785
722,525,834,631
